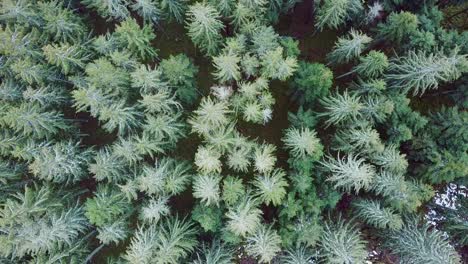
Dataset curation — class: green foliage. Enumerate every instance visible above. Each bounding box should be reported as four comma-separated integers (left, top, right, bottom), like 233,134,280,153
327,29,372,64
353,199,403,230
186,3,224,55
191,203,223,232
29,141,92,184
84,184,129,227
213,53,241,83
42,43,87,74
377,11,419,44
193,174,222,206
131,64,166,93
245,225,282,263
283,127,323,160
0,185,88,259
320,91,364,126
320,218,367,264
114,18,157,60
191,240,233,264
386,219,462,264
225,196,262,237
82,0,129,20
315,0,363,31
253,169,288,206
160,54,199,104
261,47,298,80
2,103,69,138
281,246,316,264
321,154,375,193
290,62,333,105
124,216,197,264
131,0,162,25
160,0,187,23
140,197,171,224
222,176,245,206
352,51,388,78
386,50,467,95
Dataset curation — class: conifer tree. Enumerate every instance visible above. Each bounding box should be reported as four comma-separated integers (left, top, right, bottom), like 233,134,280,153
327,29,372,64
186,3,224,55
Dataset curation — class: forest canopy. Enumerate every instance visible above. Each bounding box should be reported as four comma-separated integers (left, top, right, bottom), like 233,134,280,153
0,0,467,263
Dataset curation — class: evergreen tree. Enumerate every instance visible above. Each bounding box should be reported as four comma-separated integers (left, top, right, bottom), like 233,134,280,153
160,54,199,104
186,3,224,55
29,141,92,184
193,174,222,206
114,18,158,60
315,0,363,31
320,218,368,264
327,29,372,64
352,50,389,78
386,50,467,95
290,62,333,105
245,225,282,263
386,219,462,264
377,11,419,44
321,154,376,193
253,169,288,206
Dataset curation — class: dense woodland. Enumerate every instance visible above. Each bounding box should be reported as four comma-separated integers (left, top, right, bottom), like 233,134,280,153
0,0,467,263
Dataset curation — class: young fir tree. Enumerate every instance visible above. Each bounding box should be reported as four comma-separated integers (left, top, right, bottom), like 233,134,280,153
186,3,224,55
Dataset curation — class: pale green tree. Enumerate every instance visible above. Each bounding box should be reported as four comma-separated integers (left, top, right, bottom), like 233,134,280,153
386,50,467,95
186,3,224,55
327,29,372,64
320,218,368,264
245,225,282,263
321,154,375,193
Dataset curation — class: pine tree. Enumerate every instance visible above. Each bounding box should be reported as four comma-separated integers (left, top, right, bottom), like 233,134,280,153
140,197,171,224
320,91,364,126
193,174,222,206
281,246,316,264
377,11,419,44
321,154,375,193
186,3,224,55
38,0,86,43
212,53,241,83
315,0,363,31
283,127,323,160
353,199,403,230
253,143,277,174
352,50,389,78
160,0,187,23
261,47,298,81
253,169,288,206
386,219,462,264
386,50,467,95
191,240,233,264
222,176,245,206
124,216,197,264
2,103,69,139
327,29,372,64
290,62,333,105
84,184,130,227
89,148,128,182
245,225,282,263
114,18,158,60
131,64,166,94
82,0,130,20
140,89,182,114
160,54,199,104
97,219,129,245
131,0,162,25
194,146,222,174
225,196,262,237
320,218,368,264
99,101,142,135
42,43,88,74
